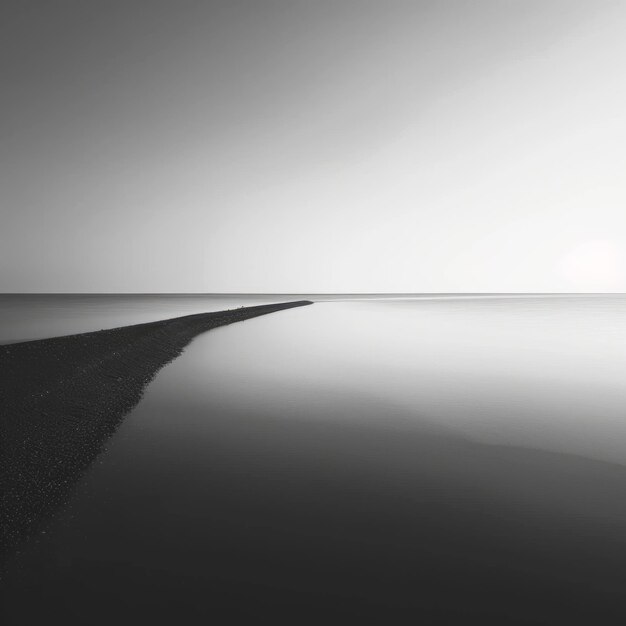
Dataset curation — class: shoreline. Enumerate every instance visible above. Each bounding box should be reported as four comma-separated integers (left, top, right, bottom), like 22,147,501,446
0,300,312,558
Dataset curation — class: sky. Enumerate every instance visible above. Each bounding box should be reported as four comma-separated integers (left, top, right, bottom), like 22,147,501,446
2,0,626,293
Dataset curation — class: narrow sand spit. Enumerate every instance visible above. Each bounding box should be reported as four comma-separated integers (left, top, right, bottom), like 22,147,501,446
0,300,312,558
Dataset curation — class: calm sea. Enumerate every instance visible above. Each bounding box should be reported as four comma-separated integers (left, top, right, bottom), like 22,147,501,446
3,294,626,623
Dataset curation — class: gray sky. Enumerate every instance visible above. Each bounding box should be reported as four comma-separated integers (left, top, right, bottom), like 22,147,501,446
2,0,626,293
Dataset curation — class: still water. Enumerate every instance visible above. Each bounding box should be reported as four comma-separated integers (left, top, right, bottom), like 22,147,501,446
4,295,626,623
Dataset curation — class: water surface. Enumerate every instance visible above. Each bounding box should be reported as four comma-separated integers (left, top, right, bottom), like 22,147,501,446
3,295,626,623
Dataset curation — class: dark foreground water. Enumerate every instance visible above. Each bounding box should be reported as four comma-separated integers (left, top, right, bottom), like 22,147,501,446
3,295,626,624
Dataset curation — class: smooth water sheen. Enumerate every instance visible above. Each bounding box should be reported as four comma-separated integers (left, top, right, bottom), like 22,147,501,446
3,294,626,623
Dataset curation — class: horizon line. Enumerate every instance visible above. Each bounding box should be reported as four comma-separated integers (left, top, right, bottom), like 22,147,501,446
2,292,626,297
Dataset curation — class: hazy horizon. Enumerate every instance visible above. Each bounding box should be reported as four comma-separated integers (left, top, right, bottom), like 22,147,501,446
4,291,626,296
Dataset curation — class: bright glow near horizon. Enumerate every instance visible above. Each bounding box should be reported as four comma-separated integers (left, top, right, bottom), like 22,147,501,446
2,1,626,292
558,240,625,291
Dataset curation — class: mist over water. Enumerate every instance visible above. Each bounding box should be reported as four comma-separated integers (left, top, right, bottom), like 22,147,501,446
4,294,626,622
0,294,304,342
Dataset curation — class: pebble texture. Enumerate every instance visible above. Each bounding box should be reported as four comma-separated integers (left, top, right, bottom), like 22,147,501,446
0,300,312,559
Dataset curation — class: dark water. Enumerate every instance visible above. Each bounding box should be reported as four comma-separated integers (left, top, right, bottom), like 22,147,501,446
3,295,626,624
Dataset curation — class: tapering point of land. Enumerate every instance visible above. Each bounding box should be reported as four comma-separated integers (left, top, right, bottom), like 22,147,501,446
0,300,313,559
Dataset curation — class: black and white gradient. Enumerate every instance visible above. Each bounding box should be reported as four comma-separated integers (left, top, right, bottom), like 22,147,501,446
2,0,626,292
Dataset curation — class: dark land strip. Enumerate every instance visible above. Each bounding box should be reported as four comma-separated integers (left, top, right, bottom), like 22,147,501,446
0,300,312,559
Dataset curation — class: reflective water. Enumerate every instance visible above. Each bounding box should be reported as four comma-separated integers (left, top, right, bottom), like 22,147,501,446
0,293,313,343
3,295,626,623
